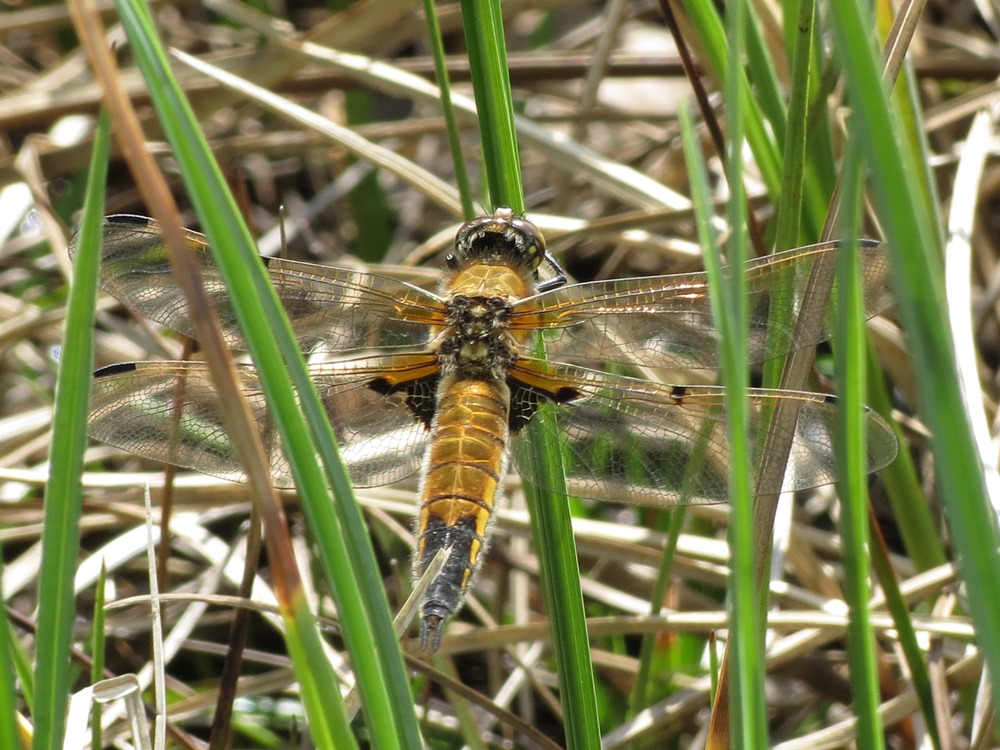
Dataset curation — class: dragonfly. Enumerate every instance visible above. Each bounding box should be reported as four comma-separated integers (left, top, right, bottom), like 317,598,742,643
71,209,898,650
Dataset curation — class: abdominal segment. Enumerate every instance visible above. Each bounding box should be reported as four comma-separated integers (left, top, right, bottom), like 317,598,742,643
415,376,510,650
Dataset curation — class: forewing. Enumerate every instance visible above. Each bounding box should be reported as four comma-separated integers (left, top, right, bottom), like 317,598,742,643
72,215,447,353
88,355,437,488
511,240,892,370
508,358,898,506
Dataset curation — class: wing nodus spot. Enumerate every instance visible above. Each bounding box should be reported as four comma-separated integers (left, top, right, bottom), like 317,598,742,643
94,362,140,378
106,214,154,227
553,386,581,404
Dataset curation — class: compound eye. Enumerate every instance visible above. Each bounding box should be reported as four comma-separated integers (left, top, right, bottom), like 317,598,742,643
452,209,548,270
509,217,546,270
510,217,544,249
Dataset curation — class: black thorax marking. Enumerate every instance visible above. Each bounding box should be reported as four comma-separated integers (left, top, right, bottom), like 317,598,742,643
439,295,516,379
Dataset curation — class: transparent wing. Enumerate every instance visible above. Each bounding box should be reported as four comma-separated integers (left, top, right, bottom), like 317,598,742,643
510,240,893,370
88,355,439,488
508,358,898,506
71,215,448,353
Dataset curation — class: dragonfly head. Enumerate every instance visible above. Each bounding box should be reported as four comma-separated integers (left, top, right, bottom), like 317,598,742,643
448,208,547,275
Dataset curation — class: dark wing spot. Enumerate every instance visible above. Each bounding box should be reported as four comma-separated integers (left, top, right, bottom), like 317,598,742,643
106,214,155,227
508,380,582,432
368,374,439,429
94,362,140,378
670,385,688,402
553,386,580,404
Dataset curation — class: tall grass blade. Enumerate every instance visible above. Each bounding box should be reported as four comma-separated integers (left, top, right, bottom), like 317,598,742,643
421,0,476,219
30,109,109,750
829,1,1000,715
459,2,600,746
834,140,885,750
0,551,20,750
679,93,764,746
106,0,420,744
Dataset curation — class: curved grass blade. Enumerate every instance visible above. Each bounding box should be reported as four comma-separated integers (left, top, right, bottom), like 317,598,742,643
106,1,420,745
829,0,1000,717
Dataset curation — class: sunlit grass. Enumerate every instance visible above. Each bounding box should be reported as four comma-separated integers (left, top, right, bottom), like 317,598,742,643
1,0,996,747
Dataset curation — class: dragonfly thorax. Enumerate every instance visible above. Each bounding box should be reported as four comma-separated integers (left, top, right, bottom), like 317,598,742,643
439,294,516,378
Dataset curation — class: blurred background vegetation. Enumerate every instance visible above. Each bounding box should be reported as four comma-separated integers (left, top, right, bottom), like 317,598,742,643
2,0,1000,747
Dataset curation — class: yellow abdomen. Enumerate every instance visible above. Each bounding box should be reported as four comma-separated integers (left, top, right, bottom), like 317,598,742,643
415,375,510,648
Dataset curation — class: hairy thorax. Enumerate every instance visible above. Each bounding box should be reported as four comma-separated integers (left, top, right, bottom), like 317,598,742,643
438,294,516,379
436,262,534,380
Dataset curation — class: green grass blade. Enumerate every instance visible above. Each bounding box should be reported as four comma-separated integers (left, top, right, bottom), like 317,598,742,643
770,0,815,252
866,12,947,575
113,1,419,746
459,0,522,210
829,1,1000,717
89,561,108,750
744,6,787,148
0,551,20,750
31,110,109,750
517,424,601,750
719,3,765,743
680,67,763,749
863,350,944,573
459,3,600,746
628,507,686,715
833,142,884,750
867,524,943,749
8,614,31,719
422,0,475,219
680,1,781,206
761,0,817,405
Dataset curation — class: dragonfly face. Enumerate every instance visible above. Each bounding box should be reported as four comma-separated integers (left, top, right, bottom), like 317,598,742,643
71,209,898,650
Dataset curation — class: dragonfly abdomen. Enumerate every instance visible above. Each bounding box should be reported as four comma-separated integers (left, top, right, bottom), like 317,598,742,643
415,375,511,650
